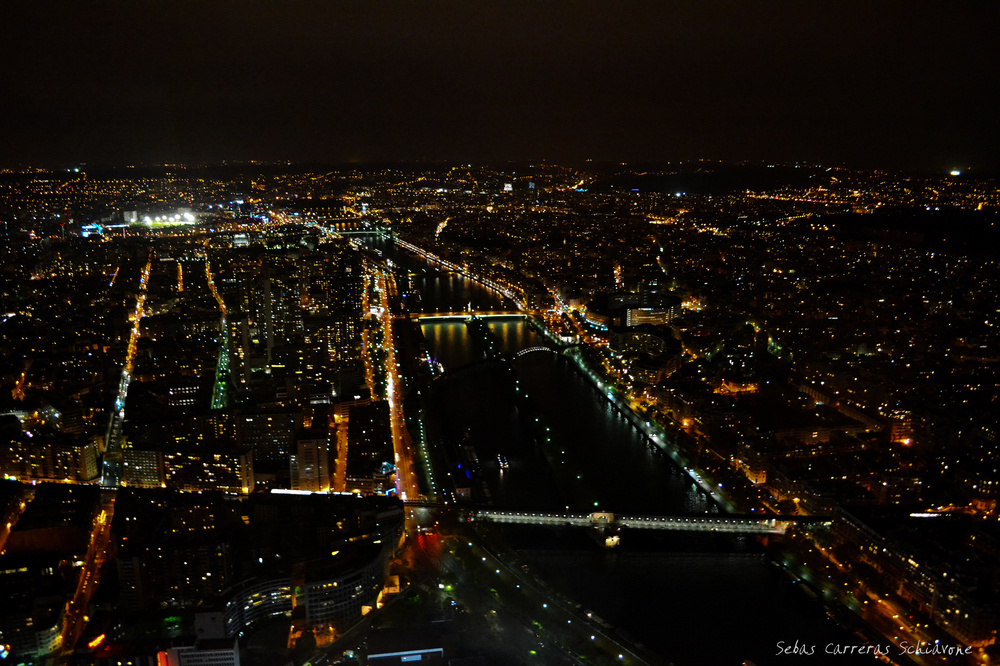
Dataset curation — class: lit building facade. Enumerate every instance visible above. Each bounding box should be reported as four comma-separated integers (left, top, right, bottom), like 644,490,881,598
0,439,101,483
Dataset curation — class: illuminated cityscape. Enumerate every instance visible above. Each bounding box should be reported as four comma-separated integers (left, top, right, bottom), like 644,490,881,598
2,2,1000,665
0,160,996,666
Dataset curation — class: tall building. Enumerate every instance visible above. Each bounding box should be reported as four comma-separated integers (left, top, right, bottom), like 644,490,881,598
160,638,240,666
299,543,389,629
236,411,300,464
291,433,331,492
346,403,393,493
0,439,101,483
162,449,254,494
227,313,251,389
888,409,913,444
123,448,165,488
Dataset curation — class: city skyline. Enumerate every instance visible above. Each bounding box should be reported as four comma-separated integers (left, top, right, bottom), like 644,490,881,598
1,161,999,664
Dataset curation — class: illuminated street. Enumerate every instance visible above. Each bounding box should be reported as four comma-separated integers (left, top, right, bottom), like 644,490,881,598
101,255,151,488
372,265,420,502
57,492,116,658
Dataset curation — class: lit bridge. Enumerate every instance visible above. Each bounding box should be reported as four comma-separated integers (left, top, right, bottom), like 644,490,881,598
466,509,831,535
515,346,557,357
412,311,527,321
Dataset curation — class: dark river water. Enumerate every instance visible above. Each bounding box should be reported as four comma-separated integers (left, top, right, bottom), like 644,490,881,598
362,233,877,666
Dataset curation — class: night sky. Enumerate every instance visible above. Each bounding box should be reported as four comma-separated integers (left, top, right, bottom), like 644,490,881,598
3,1,998,171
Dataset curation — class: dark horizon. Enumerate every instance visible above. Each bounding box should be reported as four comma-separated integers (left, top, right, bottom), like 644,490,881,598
3,159,996,183
3,1,999,172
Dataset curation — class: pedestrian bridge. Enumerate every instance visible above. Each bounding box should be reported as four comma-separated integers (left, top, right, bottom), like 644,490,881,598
468,509,830,535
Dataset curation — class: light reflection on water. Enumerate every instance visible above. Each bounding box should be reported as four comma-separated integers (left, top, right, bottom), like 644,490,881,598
362,233,871,666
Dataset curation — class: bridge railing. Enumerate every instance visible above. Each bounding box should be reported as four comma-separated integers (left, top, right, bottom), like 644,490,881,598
468,509,831,534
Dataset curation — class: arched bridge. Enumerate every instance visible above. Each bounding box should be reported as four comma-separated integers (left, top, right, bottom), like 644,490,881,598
515,346,558,357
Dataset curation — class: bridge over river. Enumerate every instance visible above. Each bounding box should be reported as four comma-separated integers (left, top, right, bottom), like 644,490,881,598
410,310,527,320
402,502,831,537
470,509,831,535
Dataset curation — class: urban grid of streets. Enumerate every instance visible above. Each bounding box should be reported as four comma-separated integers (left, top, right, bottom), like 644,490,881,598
41,221,659,665
41,216,975,666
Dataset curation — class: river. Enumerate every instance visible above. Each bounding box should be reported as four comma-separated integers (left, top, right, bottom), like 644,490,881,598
361,233,878,666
